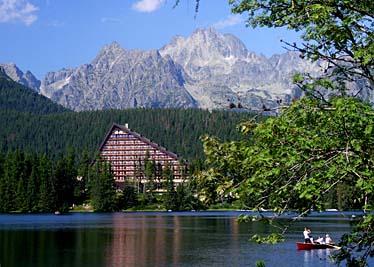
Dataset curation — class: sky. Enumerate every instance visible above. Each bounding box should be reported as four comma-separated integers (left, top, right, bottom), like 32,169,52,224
0,0,301,79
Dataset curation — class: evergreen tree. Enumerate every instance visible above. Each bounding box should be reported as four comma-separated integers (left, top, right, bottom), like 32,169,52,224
89,160,116,212
134,157,144,194
121,184,138,210
26,160,39,212
1,151,25,212
15,172,28,212
163,165,177,211
0,107,252,162
38,155,56,212
0,152,4,211
54,150,77,212
175,183,197,211
0,70,67,115
75,150,90,204
144,153,156,203
155,162,163,190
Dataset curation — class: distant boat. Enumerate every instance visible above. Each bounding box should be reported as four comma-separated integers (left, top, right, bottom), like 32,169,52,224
296,242,340,250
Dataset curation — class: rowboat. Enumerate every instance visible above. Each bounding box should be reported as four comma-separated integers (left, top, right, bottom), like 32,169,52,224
296,242,340,250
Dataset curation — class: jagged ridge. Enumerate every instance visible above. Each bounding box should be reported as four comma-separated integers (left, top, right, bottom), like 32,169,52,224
4,28,370,111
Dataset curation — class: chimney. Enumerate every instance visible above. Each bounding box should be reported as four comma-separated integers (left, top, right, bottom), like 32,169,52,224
125,123,129,128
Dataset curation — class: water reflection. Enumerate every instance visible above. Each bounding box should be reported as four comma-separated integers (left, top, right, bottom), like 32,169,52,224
0,212,371,267
302,249,333,267
105,213,242,267
0,228,109,267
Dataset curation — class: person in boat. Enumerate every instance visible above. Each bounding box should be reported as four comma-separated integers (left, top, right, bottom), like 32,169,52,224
325,234,334,245
303,227,314,243
315,236,324,244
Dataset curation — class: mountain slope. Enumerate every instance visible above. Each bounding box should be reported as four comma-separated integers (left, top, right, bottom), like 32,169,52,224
0,63,40,91
40,28,323,111
159,28,324,110
40,42,197,111
0,68,67,114
0,107,253,161
14,28,373,112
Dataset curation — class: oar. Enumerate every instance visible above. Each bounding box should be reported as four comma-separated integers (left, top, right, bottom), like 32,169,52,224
327,244,341,250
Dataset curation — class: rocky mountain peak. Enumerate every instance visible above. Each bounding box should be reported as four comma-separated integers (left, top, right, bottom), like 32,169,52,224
101,41,124,54
92,41,126,69
191,27,222,42
0,63,24,80
160,27,251,67
0,63,40,91
39,40,197,111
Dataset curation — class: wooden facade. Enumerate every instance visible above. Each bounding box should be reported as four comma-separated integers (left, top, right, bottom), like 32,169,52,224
98,123,186,189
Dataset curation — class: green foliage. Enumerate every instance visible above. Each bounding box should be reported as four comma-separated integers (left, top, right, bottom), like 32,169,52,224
0,90,251,211
0,107,251,162
89,160,116,212
163,165,177,211
237,214,260,223
189,2,374,264
163,164,200,211
199,96,374,265
144,153,156,198
200,96,374,209
252,233,285,244
37,155,56,212
0,150,26,212
0,151,57,213
229,0,374,92
75,150,90,204
0,71,67,114
54,150,77,212
136,193,162,210
175,183,196,211
26,162,39,213
0,149,205,213
333,215,374,266
120,184,138,210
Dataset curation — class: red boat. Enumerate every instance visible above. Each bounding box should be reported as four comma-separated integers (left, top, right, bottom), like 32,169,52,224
296,242,340,250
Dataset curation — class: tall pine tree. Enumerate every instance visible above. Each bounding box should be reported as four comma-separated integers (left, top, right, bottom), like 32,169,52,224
38,155,56,212
89,159,116,212
54,150,77,212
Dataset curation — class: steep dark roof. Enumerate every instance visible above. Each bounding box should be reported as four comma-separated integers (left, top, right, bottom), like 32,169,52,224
97,123,180,160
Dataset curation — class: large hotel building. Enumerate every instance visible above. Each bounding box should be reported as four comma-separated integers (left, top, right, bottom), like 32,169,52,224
98,123,186,189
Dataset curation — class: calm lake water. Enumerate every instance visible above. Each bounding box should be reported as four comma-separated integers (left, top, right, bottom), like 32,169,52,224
0,211,371,267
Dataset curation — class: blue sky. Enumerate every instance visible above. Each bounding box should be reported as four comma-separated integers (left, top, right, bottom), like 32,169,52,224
0,0,300,79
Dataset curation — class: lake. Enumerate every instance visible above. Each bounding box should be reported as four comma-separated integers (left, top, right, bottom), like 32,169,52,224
0,211,370,267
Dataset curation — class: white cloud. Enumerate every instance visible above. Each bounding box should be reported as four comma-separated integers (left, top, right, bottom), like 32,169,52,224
0,0,39,26
132,0,165,13
212,14,242,29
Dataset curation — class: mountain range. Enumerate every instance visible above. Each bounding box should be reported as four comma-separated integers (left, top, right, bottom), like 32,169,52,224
0,28,356,111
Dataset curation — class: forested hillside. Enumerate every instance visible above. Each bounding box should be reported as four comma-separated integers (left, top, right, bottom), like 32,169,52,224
0,108,254,161
0,72,258,213
0,69,67,114
0,68,257,161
